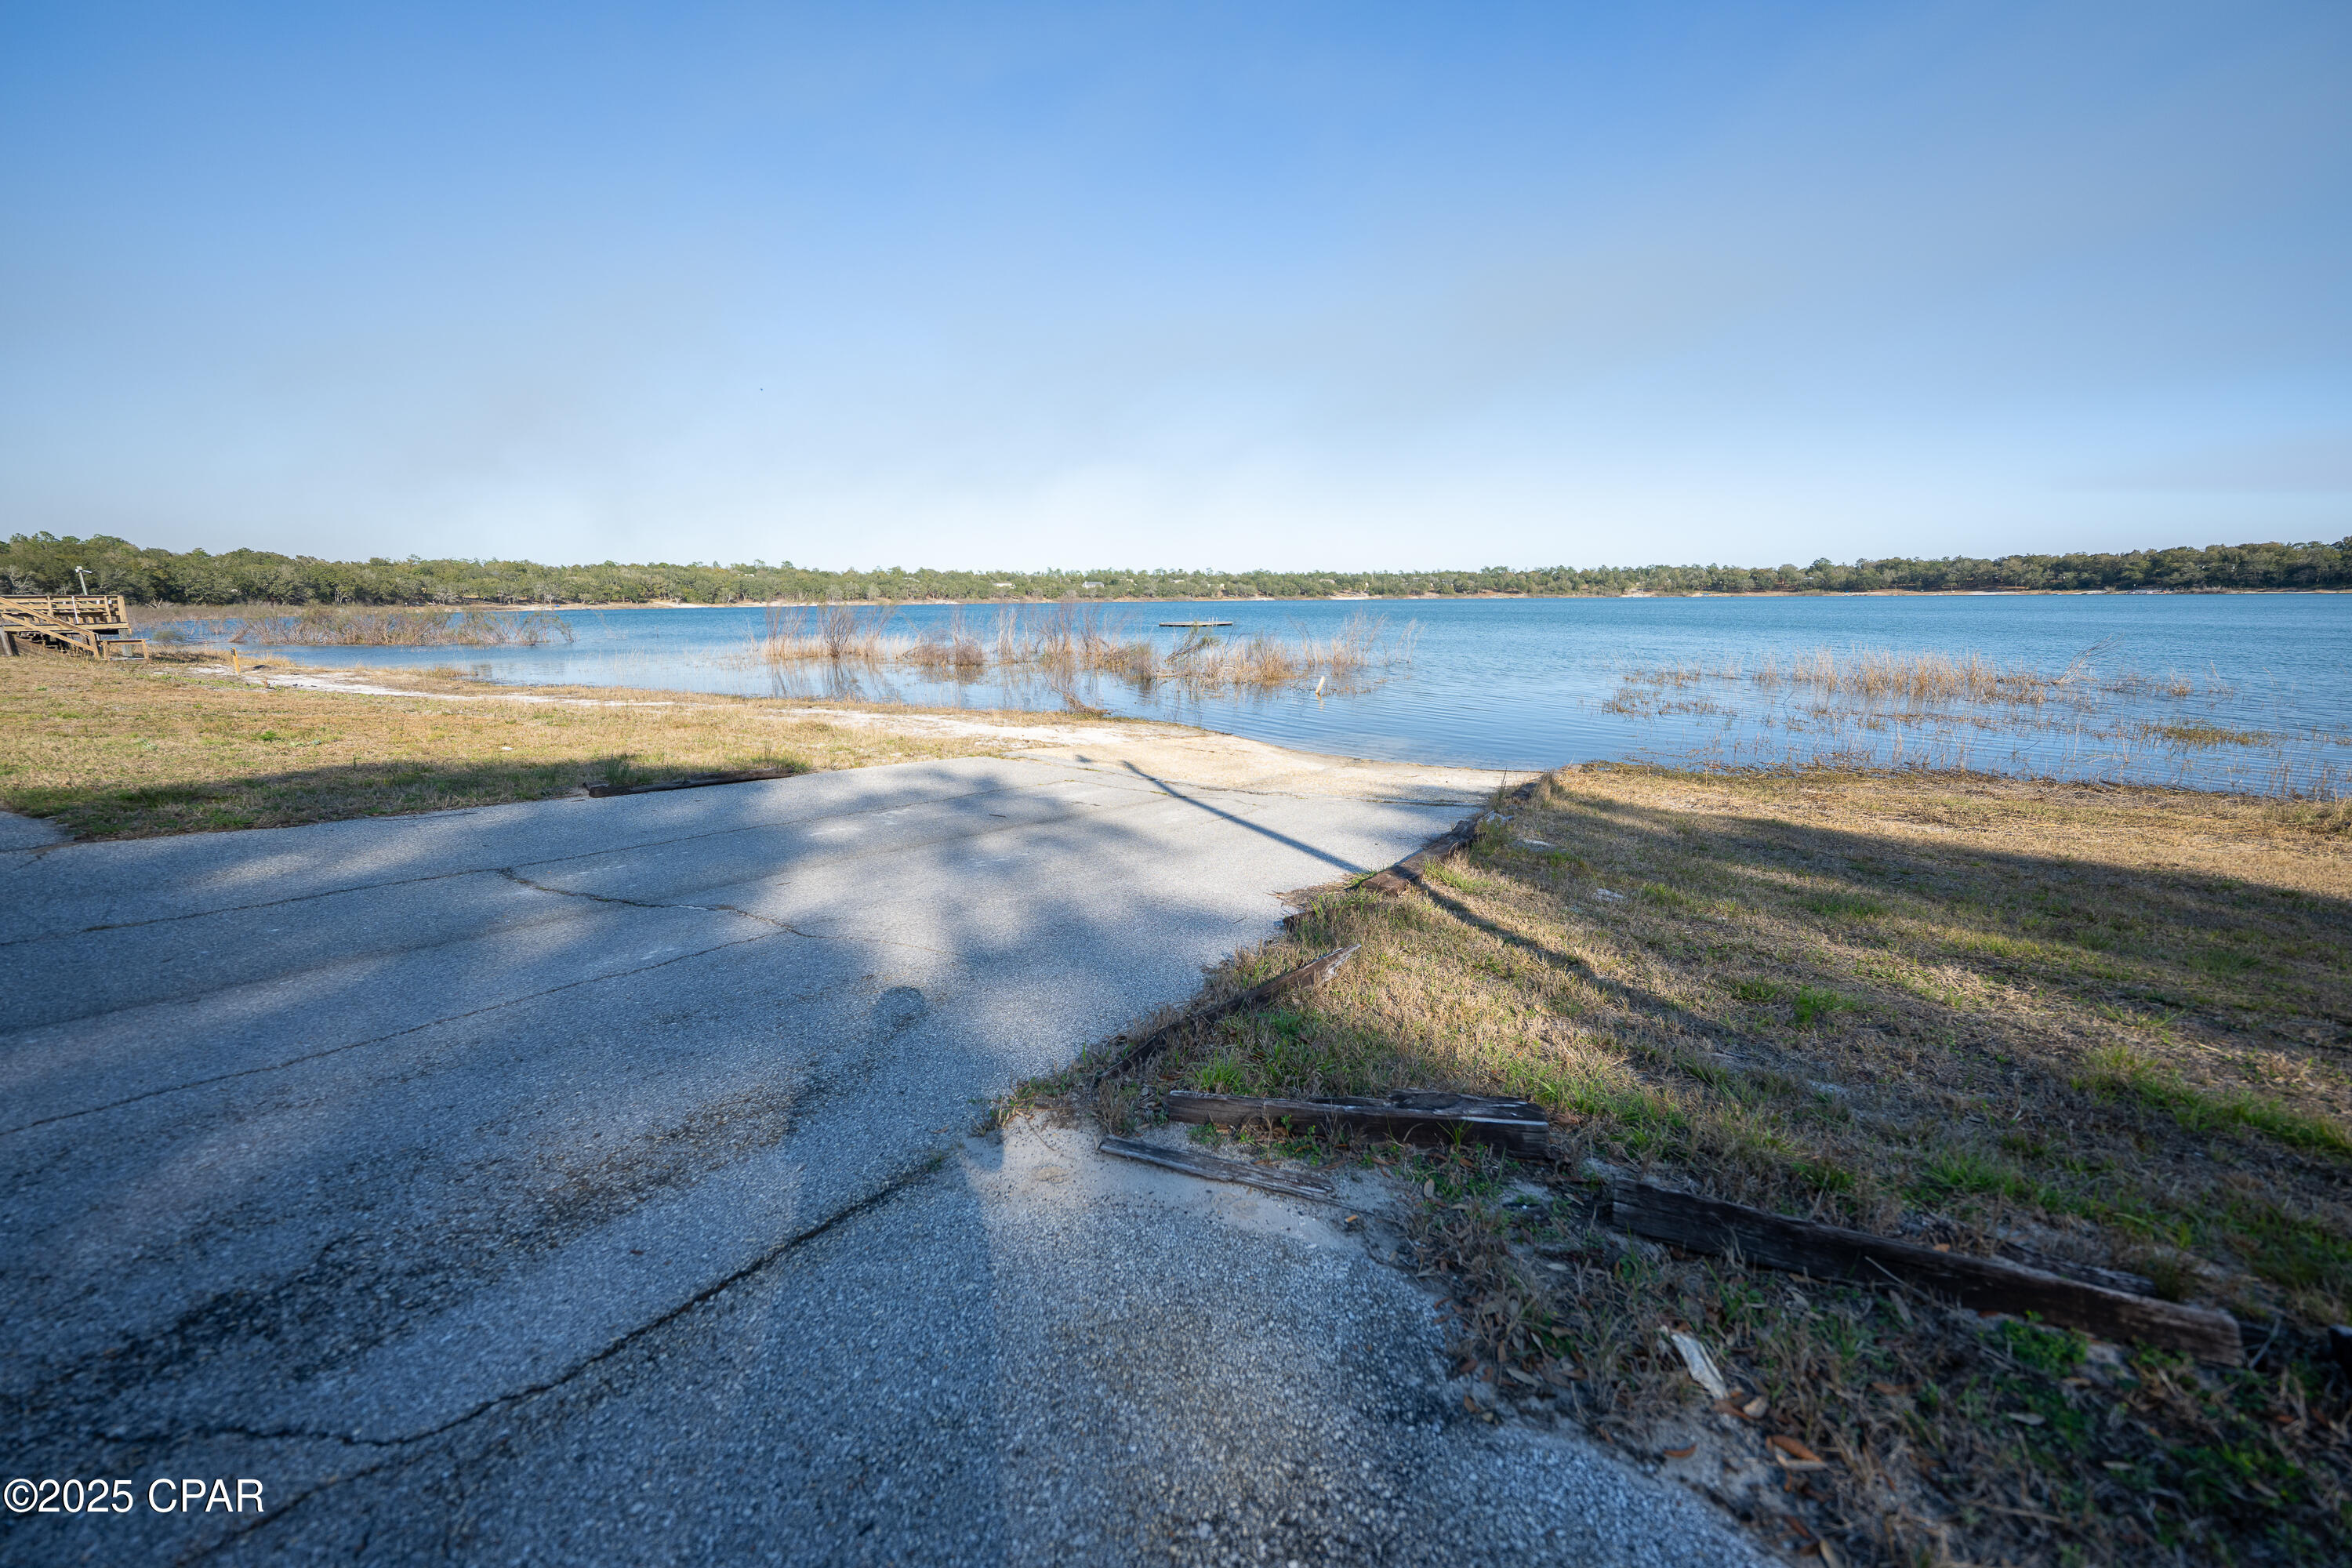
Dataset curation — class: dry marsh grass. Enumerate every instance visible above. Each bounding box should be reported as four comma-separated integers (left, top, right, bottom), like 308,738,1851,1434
753,597,1411,694
1052,764,2352,1563
0,653,999,837
1613,648,2078,706
1607,644,2341,797
1753,646,2075,706
143,604,575,647
1617,641,2208,710
1156,614,1410,690
1615,642,2243,714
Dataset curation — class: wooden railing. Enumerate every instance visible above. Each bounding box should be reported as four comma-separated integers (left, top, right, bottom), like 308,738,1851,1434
0,595,148,659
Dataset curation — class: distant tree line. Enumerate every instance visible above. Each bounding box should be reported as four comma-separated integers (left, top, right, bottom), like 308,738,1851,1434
3,532,2346,606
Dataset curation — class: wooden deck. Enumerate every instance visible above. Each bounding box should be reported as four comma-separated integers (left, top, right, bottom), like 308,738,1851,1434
1,595,150,660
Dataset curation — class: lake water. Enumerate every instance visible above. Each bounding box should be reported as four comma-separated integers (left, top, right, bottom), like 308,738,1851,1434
172,595,2352,794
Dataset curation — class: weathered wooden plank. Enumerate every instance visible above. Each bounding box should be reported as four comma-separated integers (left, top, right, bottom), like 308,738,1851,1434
1163,1089,1551,1160
1096,1136,1336,1200
1360,782,1545,896
1606,1177,2242,1363
1384,814,1480,887
1356,799,1527,898
1091,946,1358,1082
585,768,800,799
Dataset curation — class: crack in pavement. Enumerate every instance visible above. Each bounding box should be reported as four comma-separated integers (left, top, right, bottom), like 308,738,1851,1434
0,863,489,949
489,868,971,960
167,1152,953,1563
5,854,981,1136
0,928,789,1139
495,866,816,936
0,774,1096,949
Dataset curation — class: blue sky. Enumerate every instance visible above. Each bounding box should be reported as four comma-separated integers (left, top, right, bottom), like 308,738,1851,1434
3,2,2347,570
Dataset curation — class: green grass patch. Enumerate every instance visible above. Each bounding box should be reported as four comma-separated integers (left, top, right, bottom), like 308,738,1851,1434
2217,1199,2352,1299
2079,1046,2352,1157
1794,1156,1855,1193
1991,1318,2087,1377
1791,985,1860,1028
112,783,214,806
1912,1146,2036,1203
1800,891,1889,920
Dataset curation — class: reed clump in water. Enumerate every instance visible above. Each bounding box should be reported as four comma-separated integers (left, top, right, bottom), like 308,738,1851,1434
1614,641,2223,713
902,606,988,672
1156,612,1406,691
759,601,906,664
1605,638,2333,795
1749,647,2062,706
752,597,1412,694
1617,645,2111,707
1023,599,1145,677
2143,720,2271,748
1613,659,1744,689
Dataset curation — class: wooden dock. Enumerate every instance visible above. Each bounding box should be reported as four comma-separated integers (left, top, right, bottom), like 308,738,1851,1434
1,595,150,660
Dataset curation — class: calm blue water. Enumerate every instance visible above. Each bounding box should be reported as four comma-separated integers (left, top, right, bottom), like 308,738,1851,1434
171,595,2352,793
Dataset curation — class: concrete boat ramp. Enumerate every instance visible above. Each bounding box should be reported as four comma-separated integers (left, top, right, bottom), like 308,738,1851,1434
1,758,1761,1565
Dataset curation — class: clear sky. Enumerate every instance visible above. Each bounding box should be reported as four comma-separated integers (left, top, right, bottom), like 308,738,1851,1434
3,2,2347,571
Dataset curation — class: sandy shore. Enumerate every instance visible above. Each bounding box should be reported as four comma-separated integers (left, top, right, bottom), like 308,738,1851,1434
202,661,1519,806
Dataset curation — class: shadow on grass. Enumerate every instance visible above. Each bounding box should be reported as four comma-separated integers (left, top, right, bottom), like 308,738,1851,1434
1151,777,2352,1314
12,753,812,838
1119,772,2352,1566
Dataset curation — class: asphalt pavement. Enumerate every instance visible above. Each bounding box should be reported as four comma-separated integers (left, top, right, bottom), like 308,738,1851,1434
0,759,1762,1565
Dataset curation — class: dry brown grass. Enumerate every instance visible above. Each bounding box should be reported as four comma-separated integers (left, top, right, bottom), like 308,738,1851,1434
1752,646,2074,706
1058,763,2352,1563
140,604,573,646
0,651,1003,838
902,604,990,671
751,598,1410,693
1617,642,2259,727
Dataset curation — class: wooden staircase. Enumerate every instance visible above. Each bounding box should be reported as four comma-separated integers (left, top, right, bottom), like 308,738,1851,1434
0,595,150,660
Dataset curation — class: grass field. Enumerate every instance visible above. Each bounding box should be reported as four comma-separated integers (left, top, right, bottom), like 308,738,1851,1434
0,652,1003,837
1051,763,2352,1564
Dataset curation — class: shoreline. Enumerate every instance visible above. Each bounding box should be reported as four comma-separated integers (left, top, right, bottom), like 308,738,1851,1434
7,652,2337,844
213,661,1521,806
114,646,2352,802
0,654,1518,840
124,586,2352,615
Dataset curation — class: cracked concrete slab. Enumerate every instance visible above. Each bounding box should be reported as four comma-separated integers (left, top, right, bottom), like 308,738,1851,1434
0,810,67,851
0,757,1759,1565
